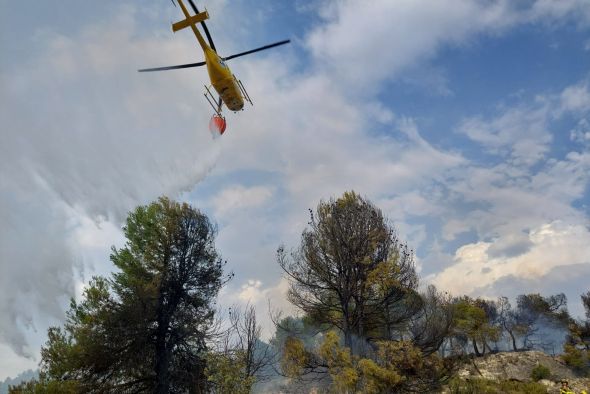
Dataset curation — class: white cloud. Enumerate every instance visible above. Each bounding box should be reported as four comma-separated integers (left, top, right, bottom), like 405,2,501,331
443,151,590,241
213,185,275,217
0,4,219,362
441,219,471,242
191,0,589,336
560,81,590,113
218,277,295,340
458,102,552,167
417,80,590,279
378,191,441,219
305,0,590,95
529,0,590,25
570,118,590,147
205,56,465,256
306,0,515,93
238,279,264,303
431,221,590,296
458,80,590,167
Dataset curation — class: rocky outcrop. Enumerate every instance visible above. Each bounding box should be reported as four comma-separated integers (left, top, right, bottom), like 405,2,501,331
456,350,589,392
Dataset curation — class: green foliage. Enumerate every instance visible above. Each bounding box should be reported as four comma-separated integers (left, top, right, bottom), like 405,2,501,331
281,330,449,393
447,377,548,394
562,291,590,375
530,364,551,381
39,197,226,393
452,297,501,356
205,351,255,394
454,299,488,334
281,336,309,378
562,344,588,371
516,293,570,325
319,331,359,392
8,373,80,394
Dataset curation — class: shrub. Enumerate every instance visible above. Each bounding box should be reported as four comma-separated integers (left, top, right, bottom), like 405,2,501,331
531,364,551,381
562,343,589,373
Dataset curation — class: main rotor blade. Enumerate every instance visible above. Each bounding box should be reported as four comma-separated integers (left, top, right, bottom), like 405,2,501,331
223,40,290,61
186,0,217,52
138,61,206,72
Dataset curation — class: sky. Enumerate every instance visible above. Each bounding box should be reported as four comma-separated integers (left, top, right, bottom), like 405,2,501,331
1,0,590,380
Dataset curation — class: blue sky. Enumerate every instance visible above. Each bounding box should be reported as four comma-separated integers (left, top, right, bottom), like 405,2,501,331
1,0,590,380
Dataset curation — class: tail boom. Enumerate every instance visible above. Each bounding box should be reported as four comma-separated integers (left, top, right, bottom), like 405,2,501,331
172,10,209,33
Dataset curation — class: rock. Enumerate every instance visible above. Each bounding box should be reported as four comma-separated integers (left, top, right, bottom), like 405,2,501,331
453,350,590,392
458,351,580,381
538,378,555,386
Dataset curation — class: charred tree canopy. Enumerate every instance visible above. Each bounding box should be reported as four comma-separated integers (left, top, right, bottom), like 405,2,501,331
278,191,450,355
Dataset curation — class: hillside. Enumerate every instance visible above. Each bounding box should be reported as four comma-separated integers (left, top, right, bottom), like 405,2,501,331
0,370,38,394
451,350,589,393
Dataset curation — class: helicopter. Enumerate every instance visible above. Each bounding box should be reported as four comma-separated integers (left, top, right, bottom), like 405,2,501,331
138,0,290,135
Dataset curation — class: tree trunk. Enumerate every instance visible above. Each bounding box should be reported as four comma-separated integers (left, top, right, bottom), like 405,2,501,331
472,338,481,357
155,326,170,394
155,288,173,393
508,330,518,351
343,320,353,351
342,299,353,350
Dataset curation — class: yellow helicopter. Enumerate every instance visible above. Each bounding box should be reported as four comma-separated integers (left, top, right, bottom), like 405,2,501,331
139,0,290,134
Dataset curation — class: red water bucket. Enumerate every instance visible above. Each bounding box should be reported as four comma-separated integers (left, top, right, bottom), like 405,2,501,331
209,115,227,137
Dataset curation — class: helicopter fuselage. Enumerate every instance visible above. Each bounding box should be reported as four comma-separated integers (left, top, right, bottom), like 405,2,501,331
175,0,244,112
203,46,244,112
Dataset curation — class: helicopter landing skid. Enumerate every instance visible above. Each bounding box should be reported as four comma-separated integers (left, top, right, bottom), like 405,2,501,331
235,77,253,106
204,85,222,117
